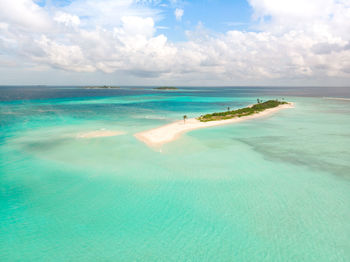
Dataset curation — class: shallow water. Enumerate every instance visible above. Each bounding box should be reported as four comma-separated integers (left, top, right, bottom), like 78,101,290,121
1,86,350,261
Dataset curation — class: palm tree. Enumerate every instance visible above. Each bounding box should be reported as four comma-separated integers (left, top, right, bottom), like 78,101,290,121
183,115,187,123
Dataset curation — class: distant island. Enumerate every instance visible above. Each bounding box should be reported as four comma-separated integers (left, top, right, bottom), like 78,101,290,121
198,100,288,122
154,86,178,90
84,86,120,89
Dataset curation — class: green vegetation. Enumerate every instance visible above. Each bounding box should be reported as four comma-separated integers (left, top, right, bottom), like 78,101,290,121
84,86,120,89
154,86,178,90
198,100,288,122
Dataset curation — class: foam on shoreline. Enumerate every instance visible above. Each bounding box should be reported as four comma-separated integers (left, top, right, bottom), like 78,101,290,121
135,103,294,147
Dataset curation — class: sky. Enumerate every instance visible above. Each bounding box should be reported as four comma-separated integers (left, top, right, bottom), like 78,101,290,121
0,0,349,86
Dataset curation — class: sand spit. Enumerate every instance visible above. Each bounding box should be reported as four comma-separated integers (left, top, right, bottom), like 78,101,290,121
135,103,294,147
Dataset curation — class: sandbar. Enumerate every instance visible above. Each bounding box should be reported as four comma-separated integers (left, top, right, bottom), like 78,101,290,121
324,97,350,101
135,103,294,147
77,130,124,138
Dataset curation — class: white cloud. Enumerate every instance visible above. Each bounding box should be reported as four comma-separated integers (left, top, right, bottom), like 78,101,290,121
249,0,335,19
34,35,95,72
248,0,350,38
54,12,80,27
62,0,161,28
174,8,184,21
0,0,349,85
0,0,51,31
120,16,155,38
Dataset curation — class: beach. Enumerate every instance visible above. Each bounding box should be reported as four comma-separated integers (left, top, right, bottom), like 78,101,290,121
135,102,294,147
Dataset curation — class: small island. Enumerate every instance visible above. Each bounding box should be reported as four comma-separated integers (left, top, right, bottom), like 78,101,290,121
135,99,293,147
154,86,178,90
84,86,120,89
198,100,288,122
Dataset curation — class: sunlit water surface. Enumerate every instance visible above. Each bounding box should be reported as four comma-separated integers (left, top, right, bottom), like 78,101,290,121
1,86,349,261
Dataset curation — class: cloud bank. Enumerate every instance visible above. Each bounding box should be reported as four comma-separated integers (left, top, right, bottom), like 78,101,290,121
0,0,349,85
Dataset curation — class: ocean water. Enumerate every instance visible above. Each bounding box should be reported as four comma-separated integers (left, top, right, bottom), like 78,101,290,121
1,86,349,261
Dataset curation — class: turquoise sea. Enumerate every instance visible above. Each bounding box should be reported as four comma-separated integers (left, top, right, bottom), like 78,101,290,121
1,86,349,261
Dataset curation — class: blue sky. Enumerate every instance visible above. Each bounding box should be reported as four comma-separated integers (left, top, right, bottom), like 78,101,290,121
0,0,349,86
40,0,254,41
156,0,253,41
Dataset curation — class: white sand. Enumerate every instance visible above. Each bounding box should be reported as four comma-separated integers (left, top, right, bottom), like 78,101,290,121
135,103,294,147
77,130,124,138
